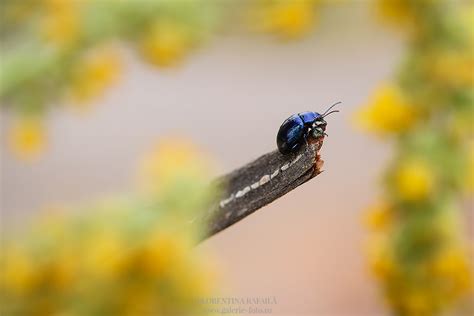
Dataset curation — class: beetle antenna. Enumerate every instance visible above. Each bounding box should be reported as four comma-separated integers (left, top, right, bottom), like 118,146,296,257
322,110,339,118
322,101,341,116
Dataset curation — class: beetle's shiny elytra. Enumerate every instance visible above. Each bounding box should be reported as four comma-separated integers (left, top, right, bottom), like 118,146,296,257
276,102,340,155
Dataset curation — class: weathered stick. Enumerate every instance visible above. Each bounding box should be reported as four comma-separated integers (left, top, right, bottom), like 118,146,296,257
200,137,325,241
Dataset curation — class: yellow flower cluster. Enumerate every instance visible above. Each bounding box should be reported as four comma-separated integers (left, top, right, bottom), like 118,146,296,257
2,226,213,315
364,200,394,232
366,234,396,280
394,158,435,202
69,47,122,105
365,201,472,315
140,21,195,67
6,47,122,160
40,0,80,47
361,1,473,315
1,139,217,315
251,0,319,39
427,52,474,89
138,137,219,224
431,246,472,296
2,0,220,160
356,84,417,136
2,0,325,161
138,137,214,192
8,117,47,161
376,0,417,29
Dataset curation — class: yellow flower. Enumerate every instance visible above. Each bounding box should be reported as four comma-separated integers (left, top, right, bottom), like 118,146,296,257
120,282,156,316
394,158,435,202
399,288,434,315
429,247,472,298
366,236,397,280
375,0,417,29
85,230,128,279
8,117,47,161
138,137,214,194
363,199,394,231
167,248,216,300
428,52,474,88
255,0,317,39
356,84,417,136
143,229,214,313
140,21,193,67
41,0,79,46
130,229,189,277
49,253,77,290
2,247,38,295
1,147,218,314
69,47,122,104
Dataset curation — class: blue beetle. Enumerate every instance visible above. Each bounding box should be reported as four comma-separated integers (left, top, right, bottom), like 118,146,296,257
276,102,340,154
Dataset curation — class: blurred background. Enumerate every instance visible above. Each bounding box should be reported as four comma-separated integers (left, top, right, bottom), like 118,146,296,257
1,1,472,316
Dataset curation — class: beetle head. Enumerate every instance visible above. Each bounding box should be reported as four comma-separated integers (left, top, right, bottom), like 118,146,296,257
311,118,327,137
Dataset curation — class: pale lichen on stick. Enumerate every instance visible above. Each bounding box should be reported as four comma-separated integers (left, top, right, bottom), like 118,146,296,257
200,137,325,241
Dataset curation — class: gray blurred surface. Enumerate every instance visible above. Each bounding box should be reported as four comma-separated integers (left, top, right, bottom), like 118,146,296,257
1,5,404,316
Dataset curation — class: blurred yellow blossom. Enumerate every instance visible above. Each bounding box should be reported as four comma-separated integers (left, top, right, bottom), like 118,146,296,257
8,117,47,160
138,136,215,194
361,2,472,315
376,0,417,30
363,199,394,231
119,283,156,315
428,52,474,88
140,21,194,67
356,84,417,136
85,230,128,279
49,253,77,290
69,47,122,105
394,158,435,202
398,288,434,316
138,229,189,276
1,138,218,315
430,247,472,296
2,246,38,295
366,236,397,280
40,0,79,46
254,0,318,39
